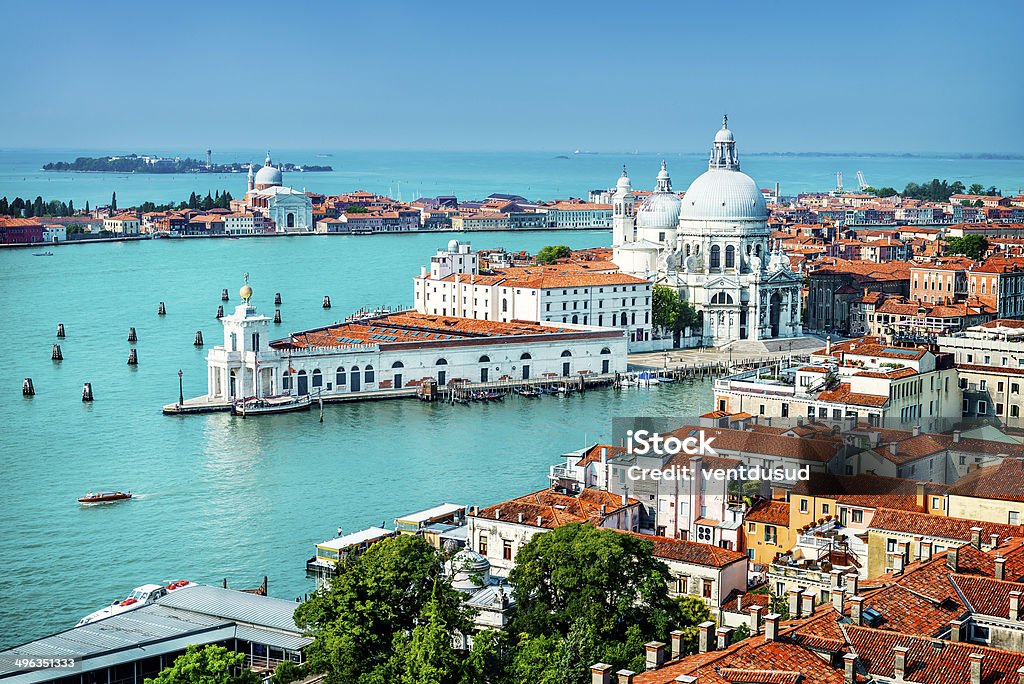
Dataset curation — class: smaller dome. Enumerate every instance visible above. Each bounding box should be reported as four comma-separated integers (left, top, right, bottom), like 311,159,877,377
240,284,253,301
254,164,282,188
447,239,460,252
446,549,491,590
636,192,681,230
715,127,734,143
616,167,631,190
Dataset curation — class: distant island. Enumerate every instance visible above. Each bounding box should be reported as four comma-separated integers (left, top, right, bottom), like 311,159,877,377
42,154,332,174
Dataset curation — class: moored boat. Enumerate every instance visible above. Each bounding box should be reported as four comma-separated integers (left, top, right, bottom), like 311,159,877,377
78,490,132,504
231,393,312,416
75,580,193,627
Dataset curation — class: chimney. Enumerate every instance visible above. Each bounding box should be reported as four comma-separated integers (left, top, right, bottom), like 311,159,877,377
716,626,734,650
590,664,612,684
670,630,685,659
954,430,962,443
992,533,1001,548
616,671,635,684
495,509,501,520
893,646,909,682
826,336,832,355
518,512,524,524
801,591,816,616
736,593,743,611
536,515,543,526
912,425,921,437
1011,591,1021,620
889,442,898,457
996,557,1007,581
788,588,803,618
846,572,859,596
971,527,983,550
948,546,960,572
645,642,665,670
892,552,905,575
830,569,843,588
832,587,845,613
916,482,927,511
750,605,763,635
765,613,781,642
971,653,984,684
850,596,865,626
843,653,857,684
698,621,715,654
950,619,964,642
921,540,933,562
622,490,628,506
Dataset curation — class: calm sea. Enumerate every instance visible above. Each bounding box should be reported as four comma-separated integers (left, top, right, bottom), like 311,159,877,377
1,148,1022,207
0,230,714,648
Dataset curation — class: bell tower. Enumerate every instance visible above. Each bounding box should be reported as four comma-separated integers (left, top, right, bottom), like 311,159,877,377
612,166,635,247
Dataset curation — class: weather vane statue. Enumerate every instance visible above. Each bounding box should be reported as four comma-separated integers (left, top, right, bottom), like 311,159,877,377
240,272,253,303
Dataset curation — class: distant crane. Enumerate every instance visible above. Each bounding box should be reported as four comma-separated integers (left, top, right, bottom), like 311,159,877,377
206,149,212,169
856,170,869,191
835,171,844,194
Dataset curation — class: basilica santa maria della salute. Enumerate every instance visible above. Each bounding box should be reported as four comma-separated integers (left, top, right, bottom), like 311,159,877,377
611,117,804,349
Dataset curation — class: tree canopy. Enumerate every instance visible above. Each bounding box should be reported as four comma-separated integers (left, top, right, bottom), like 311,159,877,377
943,234,988,260
652,285,700,333
144,645,260,684
508,523,699,676
536,245,572,264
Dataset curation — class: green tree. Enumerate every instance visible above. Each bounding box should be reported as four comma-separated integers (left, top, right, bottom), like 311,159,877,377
675,595,714,653
385,580,464,684
864,186,898,197
294,535,472,684
968,183,985,195
67,199,74,215
85,200,90,214
145,644,259,684
536,245,572,264
943,234,988,260
508,523,692,678
270,661,305,684
0,197,8,215
652,285,683,332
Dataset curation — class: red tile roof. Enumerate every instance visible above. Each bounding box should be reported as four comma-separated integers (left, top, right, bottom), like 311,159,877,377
745,499,790,526
869,508,1024,543
626,532,746,568
948,459,1024,503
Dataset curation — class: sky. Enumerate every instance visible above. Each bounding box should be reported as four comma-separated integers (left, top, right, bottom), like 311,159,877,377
1,0,1022,154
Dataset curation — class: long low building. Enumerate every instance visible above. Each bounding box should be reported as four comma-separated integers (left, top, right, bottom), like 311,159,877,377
205,285,627,403
0,585,310,684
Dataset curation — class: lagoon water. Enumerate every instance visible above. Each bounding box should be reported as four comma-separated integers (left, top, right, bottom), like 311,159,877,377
0,230,714,647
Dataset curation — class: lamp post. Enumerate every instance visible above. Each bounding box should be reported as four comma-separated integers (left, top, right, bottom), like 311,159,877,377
178,369,184,405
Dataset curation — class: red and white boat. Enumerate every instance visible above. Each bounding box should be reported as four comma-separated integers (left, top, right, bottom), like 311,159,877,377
78,491,132,504
75,580,193,626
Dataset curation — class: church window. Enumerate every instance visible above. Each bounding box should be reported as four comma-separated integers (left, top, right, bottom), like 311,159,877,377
725,245,736,268
710,245,721,269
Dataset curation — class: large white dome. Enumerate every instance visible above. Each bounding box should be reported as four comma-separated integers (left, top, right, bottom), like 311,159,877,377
680,168,766,222
636,192,681,229
254,164,282,187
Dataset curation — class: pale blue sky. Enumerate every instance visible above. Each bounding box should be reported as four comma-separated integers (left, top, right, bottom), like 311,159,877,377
2,0,1021,153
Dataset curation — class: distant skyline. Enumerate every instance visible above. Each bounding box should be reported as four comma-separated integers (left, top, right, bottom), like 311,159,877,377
2,0,1022,154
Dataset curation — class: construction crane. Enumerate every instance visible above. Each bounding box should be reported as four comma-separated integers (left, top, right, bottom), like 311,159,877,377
835,171,844,194
856,170,868,191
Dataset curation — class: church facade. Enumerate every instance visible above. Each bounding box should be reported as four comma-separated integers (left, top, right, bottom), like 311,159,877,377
612,118,803,348
242,152,314,232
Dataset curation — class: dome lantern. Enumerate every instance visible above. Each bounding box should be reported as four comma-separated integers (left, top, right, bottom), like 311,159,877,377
710,114,740,171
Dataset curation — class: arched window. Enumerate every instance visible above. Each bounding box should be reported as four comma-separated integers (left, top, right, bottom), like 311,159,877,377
391,361,404,369
436,358,448,366
725,245,736,268
600,347,611,354
710,245,721,269
711,292,734,305
312,369,323,388
336,366,345,386
364,364,375,383
755,244,762,257
282,370,291,390
520,352,532,360
501,298,508,313
561,350,572,357
571,314,579,324
479,355,490,363
685,243,691,257
620,312,628,326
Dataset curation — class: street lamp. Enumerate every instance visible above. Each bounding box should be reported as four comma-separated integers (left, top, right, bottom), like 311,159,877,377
178,369,184,405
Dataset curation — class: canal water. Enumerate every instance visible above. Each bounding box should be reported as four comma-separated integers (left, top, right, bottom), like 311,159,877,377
0,231,712,646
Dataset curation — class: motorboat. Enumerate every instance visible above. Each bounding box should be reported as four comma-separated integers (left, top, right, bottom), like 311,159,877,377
76,581,192,626
231,393,312,416
78,491,132,504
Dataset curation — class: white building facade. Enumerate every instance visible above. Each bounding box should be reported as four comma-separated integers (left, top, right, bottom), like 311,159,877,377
612,119,804,348
243,153,313,233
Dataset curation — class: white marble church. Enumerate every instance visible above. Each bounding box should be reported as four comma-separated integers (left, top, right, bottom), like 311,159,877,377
243,152,313,232
611,118,803,348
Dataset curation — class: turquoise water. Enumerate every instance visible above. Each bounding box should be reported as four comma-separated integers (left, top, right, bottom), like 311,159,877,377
2,149,1022,208
0,231,712,647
